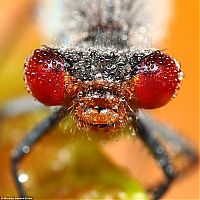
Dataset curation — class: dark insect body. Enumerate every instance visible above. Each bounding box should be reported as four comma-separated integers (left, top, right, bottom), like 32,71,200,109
10,1,197,200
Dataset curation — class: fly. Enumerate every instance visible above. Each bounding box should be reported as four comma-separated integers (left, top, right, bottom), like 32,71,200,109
10,0,198,200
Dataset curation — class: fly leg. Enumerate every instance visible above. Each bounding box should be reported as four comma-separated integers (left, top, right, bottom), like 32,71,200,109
11,106,68,197
137,110,197,164
133,112,176,199
131,110,198,200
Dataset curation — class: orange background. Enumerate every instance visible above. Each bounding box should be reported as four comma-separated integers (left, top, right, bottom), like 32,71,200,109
156,0,199,198
158,1,199,198
0,0,199,199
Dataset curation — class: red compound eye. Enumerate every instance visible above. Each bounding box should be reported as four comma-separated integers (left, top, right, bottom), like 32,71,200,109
135,51,183,109
24,47,67,106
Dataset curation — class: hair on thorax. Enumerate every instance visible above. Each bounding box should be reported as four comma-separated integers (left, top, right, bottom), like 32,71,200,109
37,0,173,49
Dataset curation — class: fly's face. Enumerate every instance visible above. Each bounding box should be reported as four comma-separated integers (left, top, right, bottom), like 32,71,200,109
24,46,183,129
75,91,127,128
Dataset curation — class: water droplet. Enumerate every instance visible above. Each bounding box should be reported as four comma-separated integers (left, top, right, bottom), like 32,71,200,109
18,173,29,183
158,159,166,166
156,146,164,154
178,71,184,81
95,73,102,79
31,72,36,78
22,146,30,154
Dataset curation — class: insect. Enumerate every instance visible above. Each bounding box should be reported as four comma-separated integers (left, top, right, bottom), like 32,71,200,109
10,0,197,199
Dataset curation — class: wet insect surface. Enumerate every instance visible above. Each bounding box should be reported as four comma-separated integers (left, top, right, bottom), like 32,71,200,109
4,1,197,200
24,46,183,130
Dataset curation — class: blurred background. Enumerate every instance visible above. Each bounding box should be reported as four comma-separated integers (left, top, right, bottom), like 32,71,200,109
0,0,199,199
